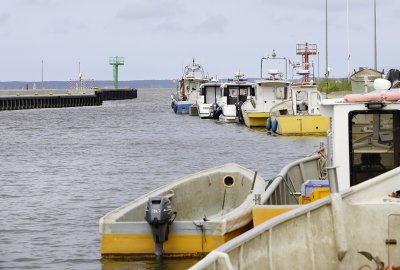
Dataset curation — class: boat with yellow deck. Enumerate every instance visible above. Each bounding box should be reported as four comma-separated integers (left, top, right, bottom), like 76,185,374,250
241,50,291,128
268,43,330,136
241,72,290,128
190,76,400,269
99,163,268,258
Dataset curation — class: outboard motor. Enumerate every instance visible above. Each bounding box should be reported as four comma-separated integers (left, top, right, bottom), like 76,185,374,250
235,101,244,122
214,106,223,119
144,196,174,256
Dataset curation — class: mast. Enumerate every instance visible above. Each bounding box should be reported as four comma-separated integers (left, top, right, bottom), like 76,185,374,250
346,0,351,82
325,0,329,80
374,0,377,70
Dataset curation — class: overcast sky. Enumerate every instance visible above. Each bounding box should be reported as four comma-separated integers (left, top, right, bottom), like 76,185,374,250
0,0,399,81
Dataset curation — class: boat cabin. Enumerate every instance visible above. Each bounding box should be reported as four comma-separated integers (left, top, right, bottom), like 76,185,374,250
321,96,400,190
252,79,291,112
199,82,222,105
219,82,255,105
291,84,323,115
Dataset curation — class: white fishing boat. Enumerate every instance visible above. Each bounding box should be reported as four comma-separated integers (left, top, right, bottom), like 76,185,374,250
216,72,255,123
241,69,291,128
190,77,400,269
171,59,209,115
99,163,268,258
197,79,222,119
268,43,330,136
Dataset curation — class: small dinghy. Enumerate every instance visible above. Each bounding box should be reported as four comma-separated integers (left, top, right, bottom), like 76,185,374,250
99,163,268,258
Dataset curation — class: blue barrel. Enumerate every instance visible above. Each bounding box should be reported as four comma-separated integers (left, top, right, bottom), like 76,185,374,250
271,119,278,133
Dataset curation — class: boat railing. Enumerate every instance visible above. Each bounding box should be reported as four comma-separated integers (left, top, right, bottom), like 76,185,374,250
189,165,400,270
265,154,325,205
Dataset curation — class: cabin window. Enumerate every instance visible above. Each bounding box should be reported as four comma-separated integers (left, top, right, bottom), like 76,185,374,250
205,87,218,104
349,110,400,186
275,87,287,99
250,87,255,96
229,88,238,97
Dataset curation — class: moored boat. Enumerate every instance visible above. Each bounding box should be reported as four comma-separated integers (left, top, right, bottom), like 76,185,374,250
268,43,329,136
171,59,209,114
216,72,255,123
197,79,222,119
241,70,291,128
99,163,268,258
190,77,400,269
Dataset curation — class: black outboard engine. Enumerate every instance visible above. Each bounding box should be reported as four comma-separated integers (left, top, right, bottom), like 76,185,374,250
214,106,223,119
235,101,244,122
144,196,174,256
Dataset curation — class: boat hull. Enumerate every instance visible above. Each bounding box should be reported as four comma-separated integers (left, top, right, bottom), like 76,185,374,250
172,101,193,114
242,111,270,127
270,115,330,136
100,221,252,258
99,163,267,258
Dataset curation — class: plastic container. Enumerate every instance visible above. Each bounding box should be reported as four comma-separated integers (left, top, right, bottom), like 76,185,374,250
301,180,330,197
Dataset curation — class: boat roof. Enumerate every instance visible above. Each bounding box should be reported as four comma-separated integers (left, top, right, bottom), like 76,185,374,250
254,79,290,86
200,81,222,88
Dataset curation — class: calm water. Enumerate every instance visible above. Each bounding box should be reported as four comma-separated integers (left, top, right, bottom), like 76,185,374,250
0,89,322,270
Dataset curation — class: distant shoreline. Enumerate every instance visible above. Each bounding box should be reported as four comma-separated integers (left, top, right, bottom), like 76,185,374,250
0,80,177,90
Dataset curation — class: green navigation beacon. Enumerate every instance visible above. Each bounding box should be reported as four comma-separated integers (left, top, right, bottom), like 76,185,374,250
109,56,124,89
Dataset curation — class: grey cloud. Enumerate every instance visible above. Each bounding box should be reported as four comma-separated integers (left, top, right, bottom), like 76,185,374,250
117,0,183,21
0,12,9,24
194,15,228,33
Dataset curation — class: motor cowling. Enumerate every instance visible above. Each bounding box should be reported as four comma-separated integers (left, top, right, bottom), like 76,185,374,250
144,196,174,256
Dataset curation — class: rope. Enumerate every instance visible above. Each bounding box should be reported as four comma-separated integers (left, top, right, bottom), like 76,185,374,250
308,147,328,180
317,148,328,180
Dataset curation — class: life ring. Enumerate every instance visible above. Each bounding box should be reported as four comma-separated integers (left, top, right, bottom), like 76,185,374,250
266,118,271,130
271,119,278,133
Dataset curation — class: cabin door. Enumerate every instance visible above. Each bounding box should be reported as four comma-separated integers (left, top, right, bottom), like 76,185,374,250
308,92,320,115
388,214,400,264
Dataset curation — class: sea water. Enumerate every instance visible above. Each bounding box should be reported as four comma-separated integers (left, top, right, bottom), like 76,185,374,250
0,89,322,269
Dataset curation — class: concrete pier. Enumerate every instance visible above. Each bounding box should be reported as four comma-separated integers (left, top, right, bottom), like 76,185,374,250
98,88,137,100
0,88,137,111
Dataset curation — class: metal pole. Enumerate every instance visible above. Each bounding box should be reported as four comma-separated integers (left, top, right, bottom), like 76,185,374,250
114,65,119,88
325,0,329,96
260,57,266,78
285,57,287,80
325,0,328,79
374,0,377,70
318,52,320,82
347,0,351,82
41,60,44,89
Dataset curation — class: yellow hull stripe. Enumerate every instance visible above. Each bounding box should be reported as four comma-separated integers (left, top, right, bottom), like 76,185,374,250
101,223,252,257
252,206,296,227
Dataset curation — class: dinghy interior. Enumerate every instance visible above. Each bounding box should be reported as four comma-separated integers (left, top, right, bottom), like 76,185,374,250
99,163,268,258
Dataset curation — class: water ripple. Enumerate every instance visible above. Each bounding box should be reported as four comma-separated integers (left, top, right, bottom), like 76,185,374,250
0,89,322,270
